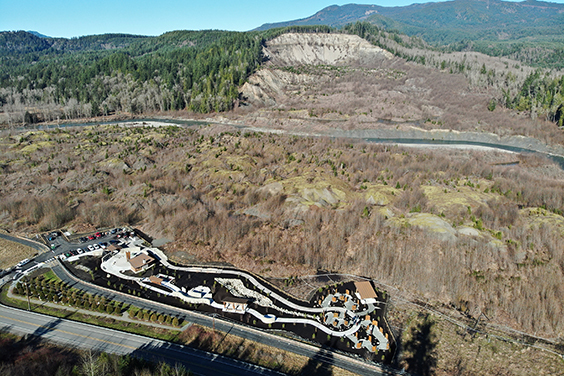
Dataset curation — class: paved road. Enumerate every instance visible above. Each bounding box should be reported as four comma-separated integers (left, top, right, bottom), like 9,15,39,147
52,263,389,376
0,303,283,376
4,232,392,376
0,232,48,254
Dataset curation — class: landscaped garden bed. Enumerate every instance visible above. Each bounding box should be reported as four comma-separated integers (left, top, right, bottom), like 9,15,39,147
62,248,396,363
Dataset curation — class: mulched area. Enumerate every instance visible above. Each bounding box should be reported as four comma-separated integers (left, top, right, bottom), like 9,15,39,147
64,256,395,362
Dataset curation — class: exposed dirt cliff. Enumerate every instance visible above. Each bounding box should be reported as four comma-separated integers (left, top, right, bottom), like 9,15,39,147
237,32,563,148
240,33,392,108
262,32,393,66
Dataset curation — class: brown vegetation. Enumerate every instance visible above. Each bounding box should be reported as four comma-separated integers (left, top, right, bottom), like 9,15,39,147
1,125,564,344
232,33,564,147
390,302,564,376
178,325,357,376
0,237,37,269
0,332,191,376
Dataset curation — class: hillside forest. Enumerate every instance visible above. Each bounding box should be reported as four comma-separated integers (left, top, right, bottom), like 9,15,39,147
1,25,563,127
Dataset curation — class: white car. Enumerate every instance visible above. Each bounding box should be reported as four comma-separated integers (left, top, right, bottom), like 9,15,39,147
87,245,95,252
76,248,84,254
93,244,100,250
16,258,30,268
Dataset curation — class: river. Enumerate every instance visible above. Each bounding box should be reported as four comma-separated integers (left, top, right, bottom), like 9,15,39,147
10,117,564,170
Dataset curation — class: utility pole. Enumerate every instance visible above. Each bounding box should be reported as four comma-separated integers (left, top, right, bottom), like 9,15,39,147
24,280,31,311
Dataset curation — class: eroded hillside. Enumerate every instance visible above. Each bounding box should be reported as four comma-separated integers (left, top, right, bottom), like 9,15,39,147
262,32,393,66
234,33,564,148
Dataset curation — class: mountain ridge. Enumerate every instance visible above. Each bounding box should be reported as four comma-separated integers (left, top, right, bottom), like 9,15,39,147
254,0,564,45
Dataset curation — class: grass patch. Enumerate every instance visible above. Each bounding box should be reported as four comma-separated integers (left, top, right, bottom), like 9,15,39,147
0,284,181,342
42,269,60,283
1,284,357,376
0,237,38,269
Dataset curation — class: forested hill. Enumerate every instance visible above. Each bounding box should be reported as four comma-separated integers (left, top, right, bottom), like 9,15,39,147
0,30,265,120
255,0,564,69
0,26,339,124
1,24,563,127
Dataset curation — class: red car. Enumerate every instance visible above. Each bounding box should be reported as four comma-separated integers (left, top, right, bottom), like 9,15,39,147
95,232,102,238
88,235,95,240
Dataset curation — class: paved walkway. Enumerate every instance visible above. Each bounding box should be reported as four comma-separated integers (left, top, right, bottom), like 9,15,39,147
1,230,395,376
99,242,389,349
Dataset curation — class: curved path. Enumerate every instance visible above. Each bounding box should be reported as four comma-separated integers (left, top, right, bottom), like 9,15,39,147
102,248,358,327
3,229,394,375
100,245,388,346
161,263,348,316
50,263,391,376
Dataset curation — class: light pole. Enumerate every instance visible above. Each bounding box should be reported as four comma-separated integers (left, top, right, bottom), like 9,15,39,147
24,280,31,311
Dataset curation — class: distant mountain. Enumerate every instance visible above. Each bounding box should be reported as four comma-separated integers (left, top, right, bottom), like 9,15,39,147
255,0,564,45
255,4,387,30
27,31,50,38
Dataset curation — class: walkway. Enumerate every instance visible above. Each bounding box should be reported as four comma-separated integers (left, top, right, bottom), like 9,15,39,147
99,243,389,347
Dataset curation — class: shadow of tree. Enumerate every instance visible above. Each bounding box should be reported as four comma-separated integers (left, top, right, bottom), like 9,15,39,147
298,348,334,376
403,314,437,376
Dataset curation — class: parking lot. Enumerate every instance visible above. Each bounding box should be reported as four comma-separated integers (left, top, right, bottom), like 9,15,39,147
14,227,136,277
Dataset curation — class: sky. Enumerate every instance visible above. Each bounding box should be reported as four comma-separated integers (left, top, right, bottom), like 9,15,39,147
2,0,564,39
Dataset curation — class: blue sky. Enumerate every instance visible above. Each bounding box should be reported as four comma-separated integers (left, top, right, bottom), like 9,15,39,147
1,0,563,38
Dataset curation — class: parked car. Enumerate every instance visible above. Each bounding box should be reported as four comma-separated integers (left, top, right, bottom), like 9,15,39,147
79,237,88,243
95,232,102,238
70,250,78,256
76,248,84,254
16,259,30,269
87,245,95,252
93,244,100,250
88,235,95,240
64,252,72,258
99,242,108,249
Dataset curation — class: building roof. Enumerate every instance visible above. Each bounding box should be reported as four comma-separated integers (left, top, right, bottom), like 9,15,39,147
128,253,155,270
107,244,121,252
354,281,378,300
149,275,163,285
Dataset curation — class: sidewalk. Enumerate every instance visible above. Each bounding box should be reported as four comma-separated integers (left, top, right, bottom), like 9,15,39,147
6,285,191,332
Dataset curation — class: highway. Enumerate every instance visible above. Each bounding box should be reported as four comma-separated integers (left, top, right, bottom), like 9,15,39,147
51,263,389,376
0,303,284,376
2,232,392,376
